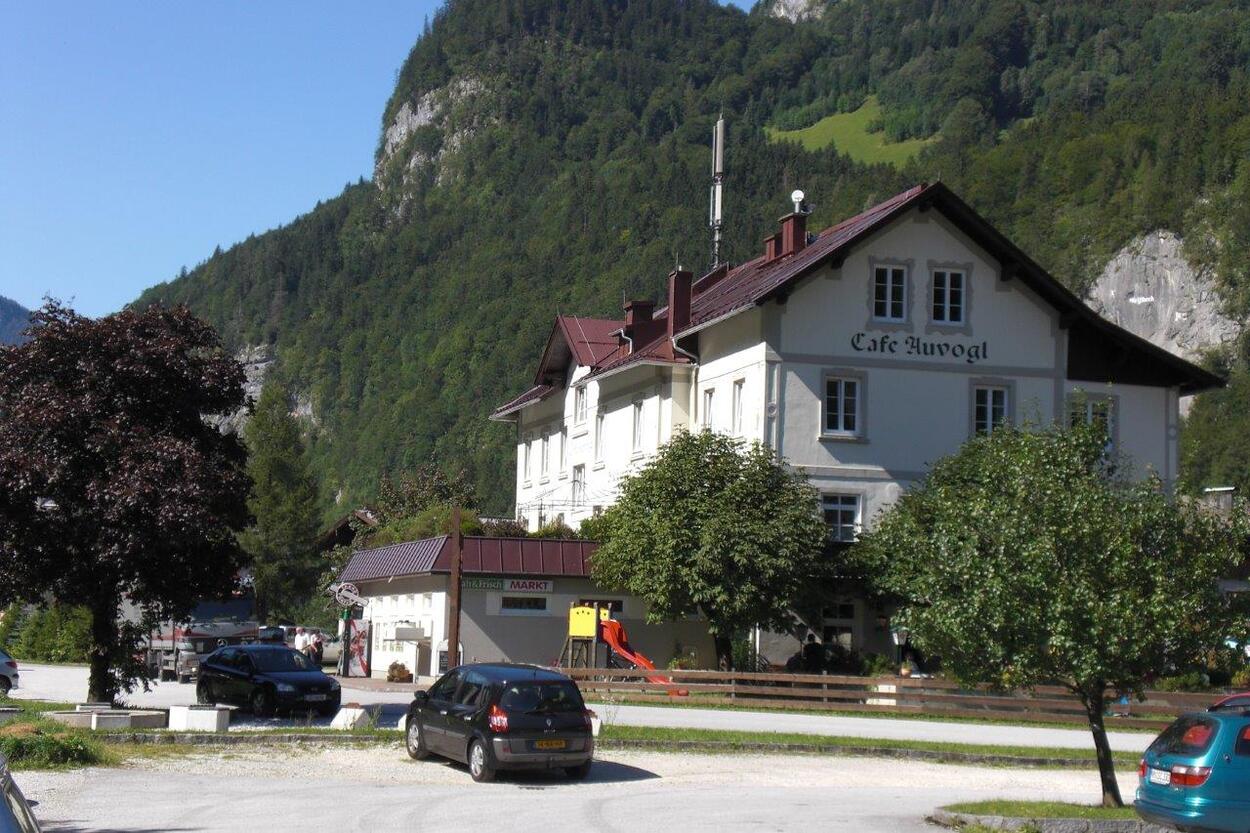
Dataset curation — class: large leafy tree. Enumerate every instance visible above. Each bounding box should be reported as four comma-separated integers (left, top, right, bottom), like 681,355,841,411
854,423,1249,807
0,302,251,703
241,381,321,622
592,430,828,669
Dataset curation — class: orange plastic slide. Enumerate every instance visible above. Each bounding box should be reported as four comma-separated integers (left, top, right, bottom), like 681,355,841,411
599,619,687,695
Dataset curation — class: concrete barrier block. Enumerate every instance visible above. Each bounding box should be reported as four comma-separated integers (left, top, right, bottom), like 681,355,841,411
329,706,371,730
46,711,93,729
168,705,230,732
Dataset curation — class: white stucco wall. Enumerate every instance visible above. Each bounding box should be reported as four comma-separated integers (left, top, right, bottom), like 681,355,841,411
356,574,715,678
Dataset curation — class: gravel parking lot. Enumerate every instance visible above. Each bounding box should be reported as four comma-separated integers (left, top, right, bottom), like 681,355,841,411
19,746,1136,833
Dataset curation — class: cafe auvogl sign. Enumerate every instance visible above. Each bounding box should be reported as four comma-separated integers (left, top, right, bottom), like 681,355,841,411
851,332,989,364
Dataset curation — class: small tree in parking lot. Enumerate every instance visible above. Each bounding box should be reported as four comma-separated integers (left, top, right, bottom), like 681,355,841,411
854,422,1250,807
591,430,829,670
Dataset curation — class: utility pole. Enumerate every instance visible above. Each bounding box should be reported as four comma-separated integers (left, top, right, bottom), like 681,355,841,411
446,506,463,669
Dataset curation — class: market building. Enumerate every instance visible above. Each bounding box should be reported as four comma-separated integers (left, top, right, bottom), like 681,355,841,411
490,181,1222,663
337,535,714,679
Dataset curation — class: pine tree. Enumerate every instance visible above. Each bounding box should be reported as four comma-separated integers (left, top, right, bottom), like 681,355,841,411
241,381,321,622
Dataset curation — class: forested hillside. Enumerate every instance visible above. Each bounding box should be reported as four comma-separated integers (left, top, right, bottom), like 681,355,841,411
136,0,1250,515
0,297,29,345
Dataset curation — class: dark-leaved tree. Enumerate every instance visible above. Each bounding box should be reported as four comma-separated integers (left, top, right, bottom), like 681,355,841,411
0,302,252,703
854,422,1250,807
240,381,321,622
591,430,828,670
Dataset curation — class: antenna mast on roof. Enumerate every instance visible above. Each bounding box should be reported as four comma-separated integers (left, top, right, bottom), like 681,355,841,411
709,114,726,269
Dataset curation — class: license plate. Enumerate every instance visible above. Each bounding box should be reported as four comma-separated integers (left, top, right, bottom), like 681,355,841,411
1148,767,1171,786
305,694,328,702
534,739,566,750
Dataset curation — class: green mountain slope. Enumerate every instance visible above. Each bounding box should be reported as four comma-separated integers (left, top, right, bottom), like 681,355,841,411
0,297,30,345
136,0,1250,514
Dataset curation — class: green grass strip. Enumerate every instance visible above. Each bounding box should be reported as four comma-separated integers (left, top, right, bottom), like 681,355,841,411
942,800,1137,820
598,724,1140,767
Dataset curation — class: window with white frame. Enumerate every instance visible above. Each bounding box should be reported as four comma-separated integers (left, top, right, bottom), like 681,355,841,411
1070,395,1116,452
973,385,1009,435
572,465,585,507
823,376,860,436
522,436,532,481
822,494,861,543
932,269,965,324
574,386,587,424
559,426,567,471
732,379,745,435
702,388,715,430
631,400,644,453
540,432,549,477
594,412,604,462
873,266,907,322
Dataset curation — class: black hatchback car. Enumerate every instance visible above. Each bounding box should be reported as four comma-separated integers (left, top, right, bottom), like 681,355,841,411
197,644,341,717
405,664,594,782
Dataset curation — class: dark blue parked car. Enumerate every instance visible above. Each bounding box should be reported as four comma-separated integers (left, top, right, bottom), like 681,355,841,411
1136,711,1250,832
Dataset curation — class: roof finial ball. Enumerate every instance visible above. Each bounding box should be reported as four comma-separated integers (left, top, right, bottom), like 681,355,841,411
791,189,809,215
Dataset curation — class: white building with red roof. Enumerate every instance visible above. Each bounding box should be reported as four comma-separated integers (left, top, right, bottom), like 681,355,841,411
492,182,1221,659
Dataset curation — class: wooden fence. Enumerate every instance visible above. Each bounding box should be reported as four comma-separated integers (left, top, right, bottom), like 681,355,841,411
558,667,1222,730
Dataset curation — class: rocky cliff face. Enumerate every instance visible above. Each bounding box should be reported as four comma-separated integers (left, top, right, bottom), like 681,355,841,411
211,345,274,435
1088,231,1239,361
769,0,827,23
375,76,490,192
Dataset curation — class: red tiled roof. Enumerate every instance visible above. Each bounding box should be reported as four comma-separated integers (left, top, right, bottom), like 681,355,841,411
491,384,554,419
558,315,623,367
581,329,692,382
338,537,446,583
337,536,596,584
682,184,929,332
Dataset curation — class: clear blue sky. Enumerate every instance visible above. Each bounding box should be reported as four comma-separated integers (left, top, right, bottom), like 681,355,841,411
1,1,751,317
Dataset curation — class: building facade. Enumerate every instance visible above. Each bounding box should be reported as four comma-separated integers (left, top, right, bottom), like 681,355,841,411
337,535,715,679
492,182,1220,663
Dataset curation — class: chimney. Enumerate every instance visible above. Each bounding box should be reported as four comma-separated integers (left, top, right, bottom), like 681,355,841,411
764,232,781,262
779,211,807,257
624,299,655,331
667,268,693,337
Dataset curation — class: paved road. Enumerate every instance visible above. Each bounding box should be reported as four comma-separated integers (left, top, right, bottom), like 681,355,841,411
13,663,1154,752
18,746,1135,833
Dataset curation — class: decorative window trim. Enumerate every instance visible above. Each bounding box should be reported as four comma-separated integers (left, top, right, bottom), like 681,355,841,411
630,398,645,457
521,433,533,485
820,368,868,443
969,378,1017,437
1068,389,1120,453
731,378,745,436
865,256,914,331
822,492,863,543
925,259,974,335
593,411,605,464
573,385,588,426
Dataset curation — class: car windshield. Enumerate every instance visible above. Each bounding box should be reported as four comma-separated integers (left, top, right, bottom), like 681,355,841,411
250,649,316,672
1150,716,1220,756
499,681,584,713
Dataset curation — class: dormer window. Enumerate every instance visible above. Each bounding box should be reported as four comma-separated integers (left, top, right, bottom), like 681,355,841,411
873,266,907,322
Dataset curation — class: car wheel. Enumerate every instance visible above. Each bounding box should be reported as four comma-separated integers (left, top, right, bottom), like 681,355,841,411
195,680,213,704
0,677,10,696
565,760,592,781
405,716,430,760
316,704,338,718
250,687,275,718
468,739,495,783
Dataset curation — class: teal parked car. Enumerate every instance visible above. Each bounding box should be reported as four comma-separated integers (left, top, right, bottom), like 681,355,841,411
1136,711,1250,832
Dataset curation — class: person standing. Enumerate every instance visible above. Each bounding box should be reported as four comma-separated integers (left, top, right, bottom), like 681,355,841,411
293,626,308,655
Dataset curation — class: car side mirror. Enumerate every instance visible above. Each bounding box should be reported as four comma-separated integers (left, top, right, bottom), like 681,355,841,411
413,691,429,705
